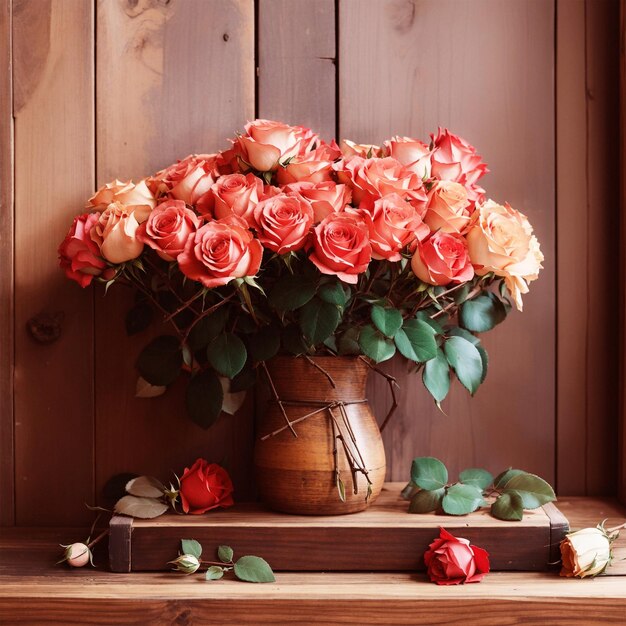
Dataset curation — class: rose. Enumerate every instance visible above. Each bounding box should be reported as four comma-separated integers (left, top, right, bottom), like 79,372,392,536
209,172,265,225
168,554,200,573
177,216,263,288
383,136,432,179
424,528,490,585
308,213,371,284
88,179,156,222
560,527,613,578
233,119,318,172
466,200,543,311
340,139,383,158
425,180,472,234
411,231,474,285
178,458,234,514
430,128,488,201
358,193,429,261
253,192,314,254
282,181,351,222
137,199,201,261
58,213,108,287
276,142,341,185
90,202,144,264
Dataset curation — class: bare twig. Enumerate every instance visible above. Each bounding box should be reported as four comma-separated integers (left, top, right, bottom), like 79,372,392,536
304,355,337,388
358,356,399,433
260,362,298,438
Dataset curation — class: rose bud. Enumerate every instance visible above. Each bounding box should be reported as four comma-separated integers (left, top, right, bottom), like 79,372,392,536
560,526,613,578
424,528,490,585
178,459,234,514
60,542,92,568
169,554,200,574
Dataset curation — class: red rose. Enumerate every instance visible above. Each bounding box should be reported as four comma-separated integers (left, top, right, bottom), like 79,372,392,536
179,458,234,514
424,528,490,585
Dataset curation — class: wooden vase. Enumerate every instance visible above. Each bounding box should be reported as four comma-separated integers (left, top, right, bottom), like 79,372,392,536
254,356,386,515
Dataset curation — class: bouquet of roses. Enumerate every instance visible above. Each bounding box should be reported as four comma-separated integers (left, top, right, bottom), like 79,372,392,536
58,119,543,427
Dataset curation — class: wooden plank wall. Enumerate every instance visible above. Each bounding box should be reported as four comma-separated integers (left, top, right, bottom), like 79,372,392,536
0,0,621,525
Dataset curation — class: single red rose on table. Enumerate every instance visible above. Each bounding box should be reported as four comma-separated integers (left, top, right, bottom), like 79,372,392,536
424,528,490,585
179,458,234,514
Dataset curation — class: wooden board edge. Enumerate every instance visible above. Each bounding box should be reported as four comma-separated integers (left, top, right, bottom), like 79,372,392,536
543,501,570,567
109,516,133,573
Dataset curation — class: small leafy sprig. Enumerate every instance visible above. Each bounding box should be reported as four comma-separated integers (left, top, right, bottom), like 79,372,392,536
114,475,179,519
402,457,556,521
169,539,275,583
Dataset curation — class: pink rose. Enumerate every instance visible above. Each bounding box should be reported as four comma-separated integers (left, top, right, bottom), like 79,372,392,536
90,202,144,264
430,128,488,202
58,213,108,287
308,213,371,284
340,139,383,158
253,192,314,254
276,142,341,185
282,181,351,222
87,179,155,223
177,217,263,288
209,172,265,225
424,528,490,585
411,231,474,285
384,136,432,179
233,119,318,172
425,180,473,234
137,199,201,261
357,193,429,261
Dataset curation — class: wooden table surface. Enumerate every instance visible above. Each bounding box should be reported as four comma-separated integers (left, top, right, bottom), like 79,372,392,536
1,497,625,625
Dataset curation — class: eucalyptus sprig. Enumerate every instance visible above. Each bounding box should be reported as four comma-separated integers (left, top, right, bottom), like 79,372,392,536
402,457,556,521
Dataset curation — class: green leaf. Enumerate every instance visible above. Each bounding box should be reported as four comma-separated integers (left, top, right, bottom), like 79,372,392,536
299,298,341,345
337,328,361,355
501,473,556,509
218,545,234,563
447,326,479,345
185,370,224,429
318,281,349,307
444,336,483,395
114,495,168,519
477,344,489,384
125,476,166,498
281,324,308,355
371,305,403,338
460,294,507,333
336,476,346,502
268,275,316,311
205,566,224,580
247,326,281,362
459,468,494,490
233,555,276,583
415,311,444,335
491,491,524,521
410,457,448,491
442,483,485,515
408,488,444,513
358,325,396,363
206,333,247,378
187,307,228,351
400,481,417,500
422,349,450,403
395,319,437,363
181,539,202,559
136,335,183,386
493,468,526,489
125,300,153,336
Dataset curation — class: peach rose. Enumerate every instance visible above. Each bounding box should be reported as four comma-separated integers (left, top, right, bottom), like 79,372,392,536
233,119,318,172
253,192,314,254
411,231,474,286
282,181,351,222
358,193,429,261
430,128,488,202
88,179,155,223
340,139,383,158
90,202,144,264
58,213,108,287
177,217,263,288
466,200,543,311
384,136,432,179
276,142,340,185
209,173,265,225
425,180,473,234
137,199,201,261
308,213,371,284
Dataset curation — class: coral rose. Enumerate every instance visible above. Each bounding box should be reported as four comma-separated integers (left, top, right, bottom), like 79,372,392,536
58,213,108,287
466,200,543,311
340,139,382,158
384,136,432,179
253,192,314,254
411,231,474,285
308,213,371,284
424,528,490,585
276,142,341,185
210,172,265,225
137,199,201,261
178,458,234,515
90,202,144,264
282,181,351,222
425,180,473,234
177,217,263,288
88,179,156,222
358,193,429,261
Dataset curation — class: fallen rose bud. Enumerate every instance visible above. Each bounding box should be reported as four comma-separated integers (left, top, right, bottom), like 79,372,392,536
169,554,200,574
560,525,614,578
60,542,92,568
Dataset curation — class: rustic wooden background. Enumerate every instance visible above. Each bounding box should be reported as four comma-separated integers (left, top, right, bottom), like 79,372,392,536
0,0,621,526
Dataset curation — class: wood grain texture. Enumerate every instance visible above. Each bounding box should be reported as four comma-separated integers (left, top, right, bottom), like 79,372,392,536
621,0,626,505
0,0,14,525
258,0,336,139
94,0,256,505
12,0,95,525
339,0,556,484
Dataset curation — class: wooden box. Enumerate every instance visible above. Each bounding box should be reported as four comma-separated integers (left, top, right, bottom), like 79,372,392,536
109,484,569,573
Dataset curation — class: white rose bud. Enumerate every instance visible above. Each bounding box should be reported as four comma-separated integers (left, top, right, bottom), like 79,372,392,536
169,554,200,574
60,542,92,567
560,526,612,578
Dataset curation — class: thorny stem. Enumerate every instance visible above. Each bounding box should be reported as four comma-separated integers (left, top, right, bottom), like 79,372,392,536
163,289,205,323
430,285,482,320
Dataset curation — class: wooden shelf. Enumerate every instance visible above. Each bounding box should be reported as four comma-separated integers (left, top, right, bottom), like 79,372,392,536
1,498,625,625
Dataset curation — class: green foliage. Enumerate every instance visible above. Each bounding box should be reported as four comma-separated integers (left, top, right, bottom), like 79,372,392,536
460,293,507,333
337,327,361,355
205,566,224,580
247,326,281,362
206,333,247,378
458,468,494,490
187,307,228,351
185,370,224,429
358,325,396,363
299,298,341,345
218,545,234,563
395,319,437,363
371,305,403,338
442,483,485,515
181,539,202,559
233,555,276,583
409,488,444,513
318,281,350,307
444,335,483,395
268,275,316,311
422,349,450,403
125,299,153,336
136,335,183,386
281,325,308,355
410,457,448,491
491,492,524,521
